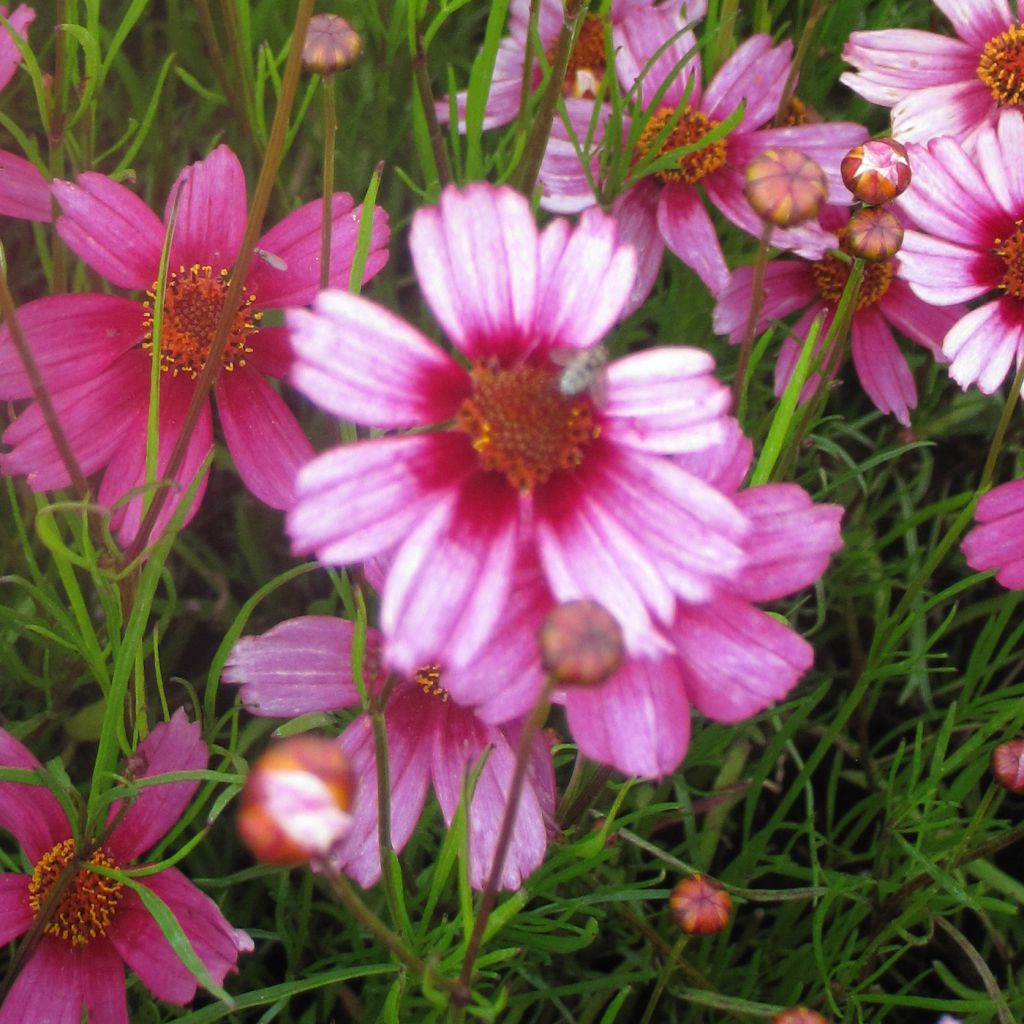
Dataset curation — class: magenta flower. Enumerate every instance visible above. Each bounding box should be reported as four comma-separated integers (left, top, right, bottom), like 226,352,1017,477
0,144,389,543
0,3,33,91
713,205,962,425
0,709,253,1024
540,25,867,298
842,0,1024,152
897,111,1024,396
287,183,745,672
0,148,50,221
962,479,1024,589
222,616,556,890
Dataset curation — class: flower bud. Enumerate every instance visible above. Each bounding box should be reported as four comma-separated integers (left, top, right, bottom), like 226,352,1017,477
745,148,827,227
669,874,732,935
846,206,903,262
238,736,355,867
302,14,362,76
773,1010,830,1024
840,138,911,206
539,599,623,687
991,739,1024,793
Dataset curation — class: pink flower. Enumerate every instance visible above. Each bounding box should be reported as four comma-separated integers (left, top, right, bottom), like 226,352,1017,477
0,144,389,543
286,183,744,672
0,709,253,1024
222,616,556,890
0,3,34,92
540,24,867,299
0,147,50,221
897,110,1024,396
962,478,1024,589
841,0,1023,152
713,205,962,425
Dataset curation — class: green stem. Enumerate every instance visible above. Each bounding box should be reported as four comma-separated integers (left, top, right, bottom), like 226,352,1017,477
122,0,315,563
412,28,451,188
638,933,689,1024
732,221,774,416
49,0,67,294
320,74,337,291
512,0,542,142
773,0,826,126
979,356,1024,491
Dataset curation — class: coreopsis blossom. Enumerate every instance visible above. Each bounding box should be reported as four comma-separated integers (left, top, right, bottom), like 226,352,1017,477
222,616,556,890
540,19,866,298
713,205,962,425
897,110,1024,396
842,0,1024,151
962,478,1024,589
0,148,50,221
0,144,388,542
0,3,33,91
0,709,253,1024
286,183,743,673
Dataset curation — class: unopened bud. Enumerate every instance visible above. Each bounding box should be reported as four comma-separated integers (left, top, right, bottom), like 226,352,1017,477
773,1010,830,1024
992,739,1024,793
745,148,827,227
302,15,362,76
846,206,903,262
238,736,355,867
669,874,732,935
539,599,623,687
841,138,911,206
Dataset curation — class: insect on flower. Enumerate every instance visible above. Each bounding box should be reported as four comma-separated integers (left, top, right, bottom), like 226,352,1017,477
254,246,288,271
551,344,609,406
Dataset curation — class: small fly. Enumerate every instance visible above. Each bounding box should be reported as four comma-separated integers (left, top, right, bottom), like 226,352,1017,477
551,345,609,407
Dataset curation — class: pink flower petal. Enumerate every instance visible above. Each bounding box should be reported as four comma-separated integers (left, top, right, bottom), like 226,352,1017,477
898,229,997,304
850,305,917,425
943,299,1024,394
381,473,520,671
244,324,293,380
703,35,789,130
732,484,843,602
538,121,603,214
977,109,1024,216
963,479,1024,589
0,148,50,222
672,595,813,723
891,78,996,150
0,294,143,399
410,184,539,362
713,261,817,344
656,182,730,295
165,144,247,272
288,292,468,427
248,193,390,308
217,367,313,509
933,0,1012,49
53,175,163,289
616,13,701,109
106,708,207,862
110,868,252,1005
81,938,129,1024
0,935,87,1024
0,729,68,862
0,4,34,92
878,279,961,358
289,434,475,564
534,206,636,351
674,415,753,493
222,616,365,716
611,179,666,318
0,874,33,945
566,654,692,777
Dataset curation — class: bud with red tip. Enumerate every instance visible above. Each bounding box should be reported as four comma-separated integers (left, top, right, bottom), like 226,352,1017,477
745,148,828,227
669,874,732,935
992,739,1024,793
846,206,904,262
539,599,624,687
841,138,911,206
773,1010,830,1024
238,736,356,867
303,14,362,76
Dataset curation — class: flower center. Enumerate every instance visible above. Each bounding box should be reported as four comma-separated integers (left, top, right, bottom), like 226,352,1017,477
28,838,123,947
456,361,600,493
414,664,449,702
781,96,816,126
635,106,728,185
555,13,607,98
994,220,1024,298
143,264,261,379
977,24,1024,106
811,228,894,309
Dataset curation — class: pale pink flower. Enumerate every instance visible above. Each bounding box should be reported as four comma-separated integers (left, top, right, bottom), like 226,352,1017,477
962,478,1024,589
0,3,33,91
540,24,867,299
842,0,1023,151
713,205,962,425
0,144,388,542
0,709,253,1024
286,183,744,672
897,110,1024,396
222,616,556,890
